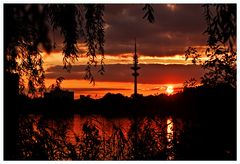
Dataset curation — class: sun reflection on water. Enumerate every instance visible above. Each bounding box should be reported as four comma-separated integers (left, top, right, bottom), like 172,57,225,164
167,117,174,142
167,117,174,160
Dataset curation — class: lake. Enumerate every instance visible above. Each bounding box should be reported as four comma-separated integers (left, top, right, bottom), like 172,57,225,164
18,114,181,160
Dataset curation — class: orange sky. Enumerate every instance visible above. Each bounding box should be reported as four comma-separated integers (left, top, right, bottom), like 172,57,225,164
39,4,209,99
44,79,184,99
42,46,208,69
43,51,205,99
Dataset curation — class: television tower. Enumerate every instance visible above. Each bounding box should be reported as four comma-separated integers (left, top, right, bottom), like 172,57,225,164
131,38,140,97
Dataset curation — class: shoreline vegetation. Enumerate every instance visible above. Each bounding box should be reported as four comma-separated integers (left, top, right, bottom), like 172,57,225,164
4,4,236,160
4,83,236,160
17,84,235,118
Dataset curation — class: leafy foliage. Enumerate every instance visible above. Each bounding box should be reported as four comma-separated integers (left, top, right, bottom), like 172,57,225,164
183,78,197,89
81,120,101,159
12,84,236,160
4,5,50,97
48,77,65,91
47,5,80,71
4,4,105,95
16,115,174,160
5,4,155,96
127,117,169,160
185,4,236,88
83,4,105,84
203,5,236,49
142,4,155,23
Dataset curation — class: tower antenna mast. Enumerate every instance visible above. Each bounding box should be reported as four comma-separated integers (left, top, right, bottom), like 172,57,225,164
131,38,140,97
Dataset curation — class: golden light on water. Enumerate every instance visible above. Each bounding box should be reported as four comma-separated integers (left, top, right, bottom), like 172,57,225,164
167,117,174,160
167,118,174,142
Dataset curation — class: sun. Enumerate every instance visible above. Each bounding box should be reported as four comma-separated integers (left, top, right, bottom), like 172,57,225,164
166,86,174,95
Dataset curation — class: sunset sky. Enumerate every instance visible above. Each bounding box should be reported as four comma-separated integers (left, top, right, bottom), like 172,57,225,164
42,4,207,99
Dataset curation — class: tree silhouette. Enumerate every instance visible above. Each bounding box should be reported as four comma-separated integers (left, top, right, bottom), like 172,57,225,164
183,78,197,89
48,77,65,91
4,4,154,96
3,5,154,159
185,4,236,88
4,4,105,96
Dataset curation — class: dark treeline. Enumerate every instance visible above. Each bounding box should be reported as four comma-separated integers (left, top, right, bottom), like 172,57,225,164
4,4,236,160
18,84,236,120
4,83,236,160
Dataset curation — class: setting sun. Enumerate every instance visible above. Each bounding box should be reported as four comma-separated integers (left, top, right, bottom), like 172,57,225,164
166,86,174,94
4,4,236,161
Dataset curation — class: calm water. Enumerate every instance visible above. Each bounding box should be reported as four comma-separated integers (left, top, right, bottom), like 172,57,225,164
19,114,180,160
33,114,174,141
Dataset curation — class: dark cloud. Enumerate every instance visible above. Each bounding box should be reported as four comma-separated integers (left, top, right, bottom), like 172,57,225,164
46,64,205,84
48,4,207,57
104,4,207,56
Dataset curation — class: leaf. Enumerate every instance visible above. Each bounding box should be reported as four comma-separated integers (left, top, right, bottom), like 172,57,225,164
142,4,155,23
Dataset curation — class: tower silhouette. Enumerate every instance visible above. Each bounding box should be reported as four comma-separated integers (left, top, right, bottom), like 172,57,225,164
131,38,140,97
